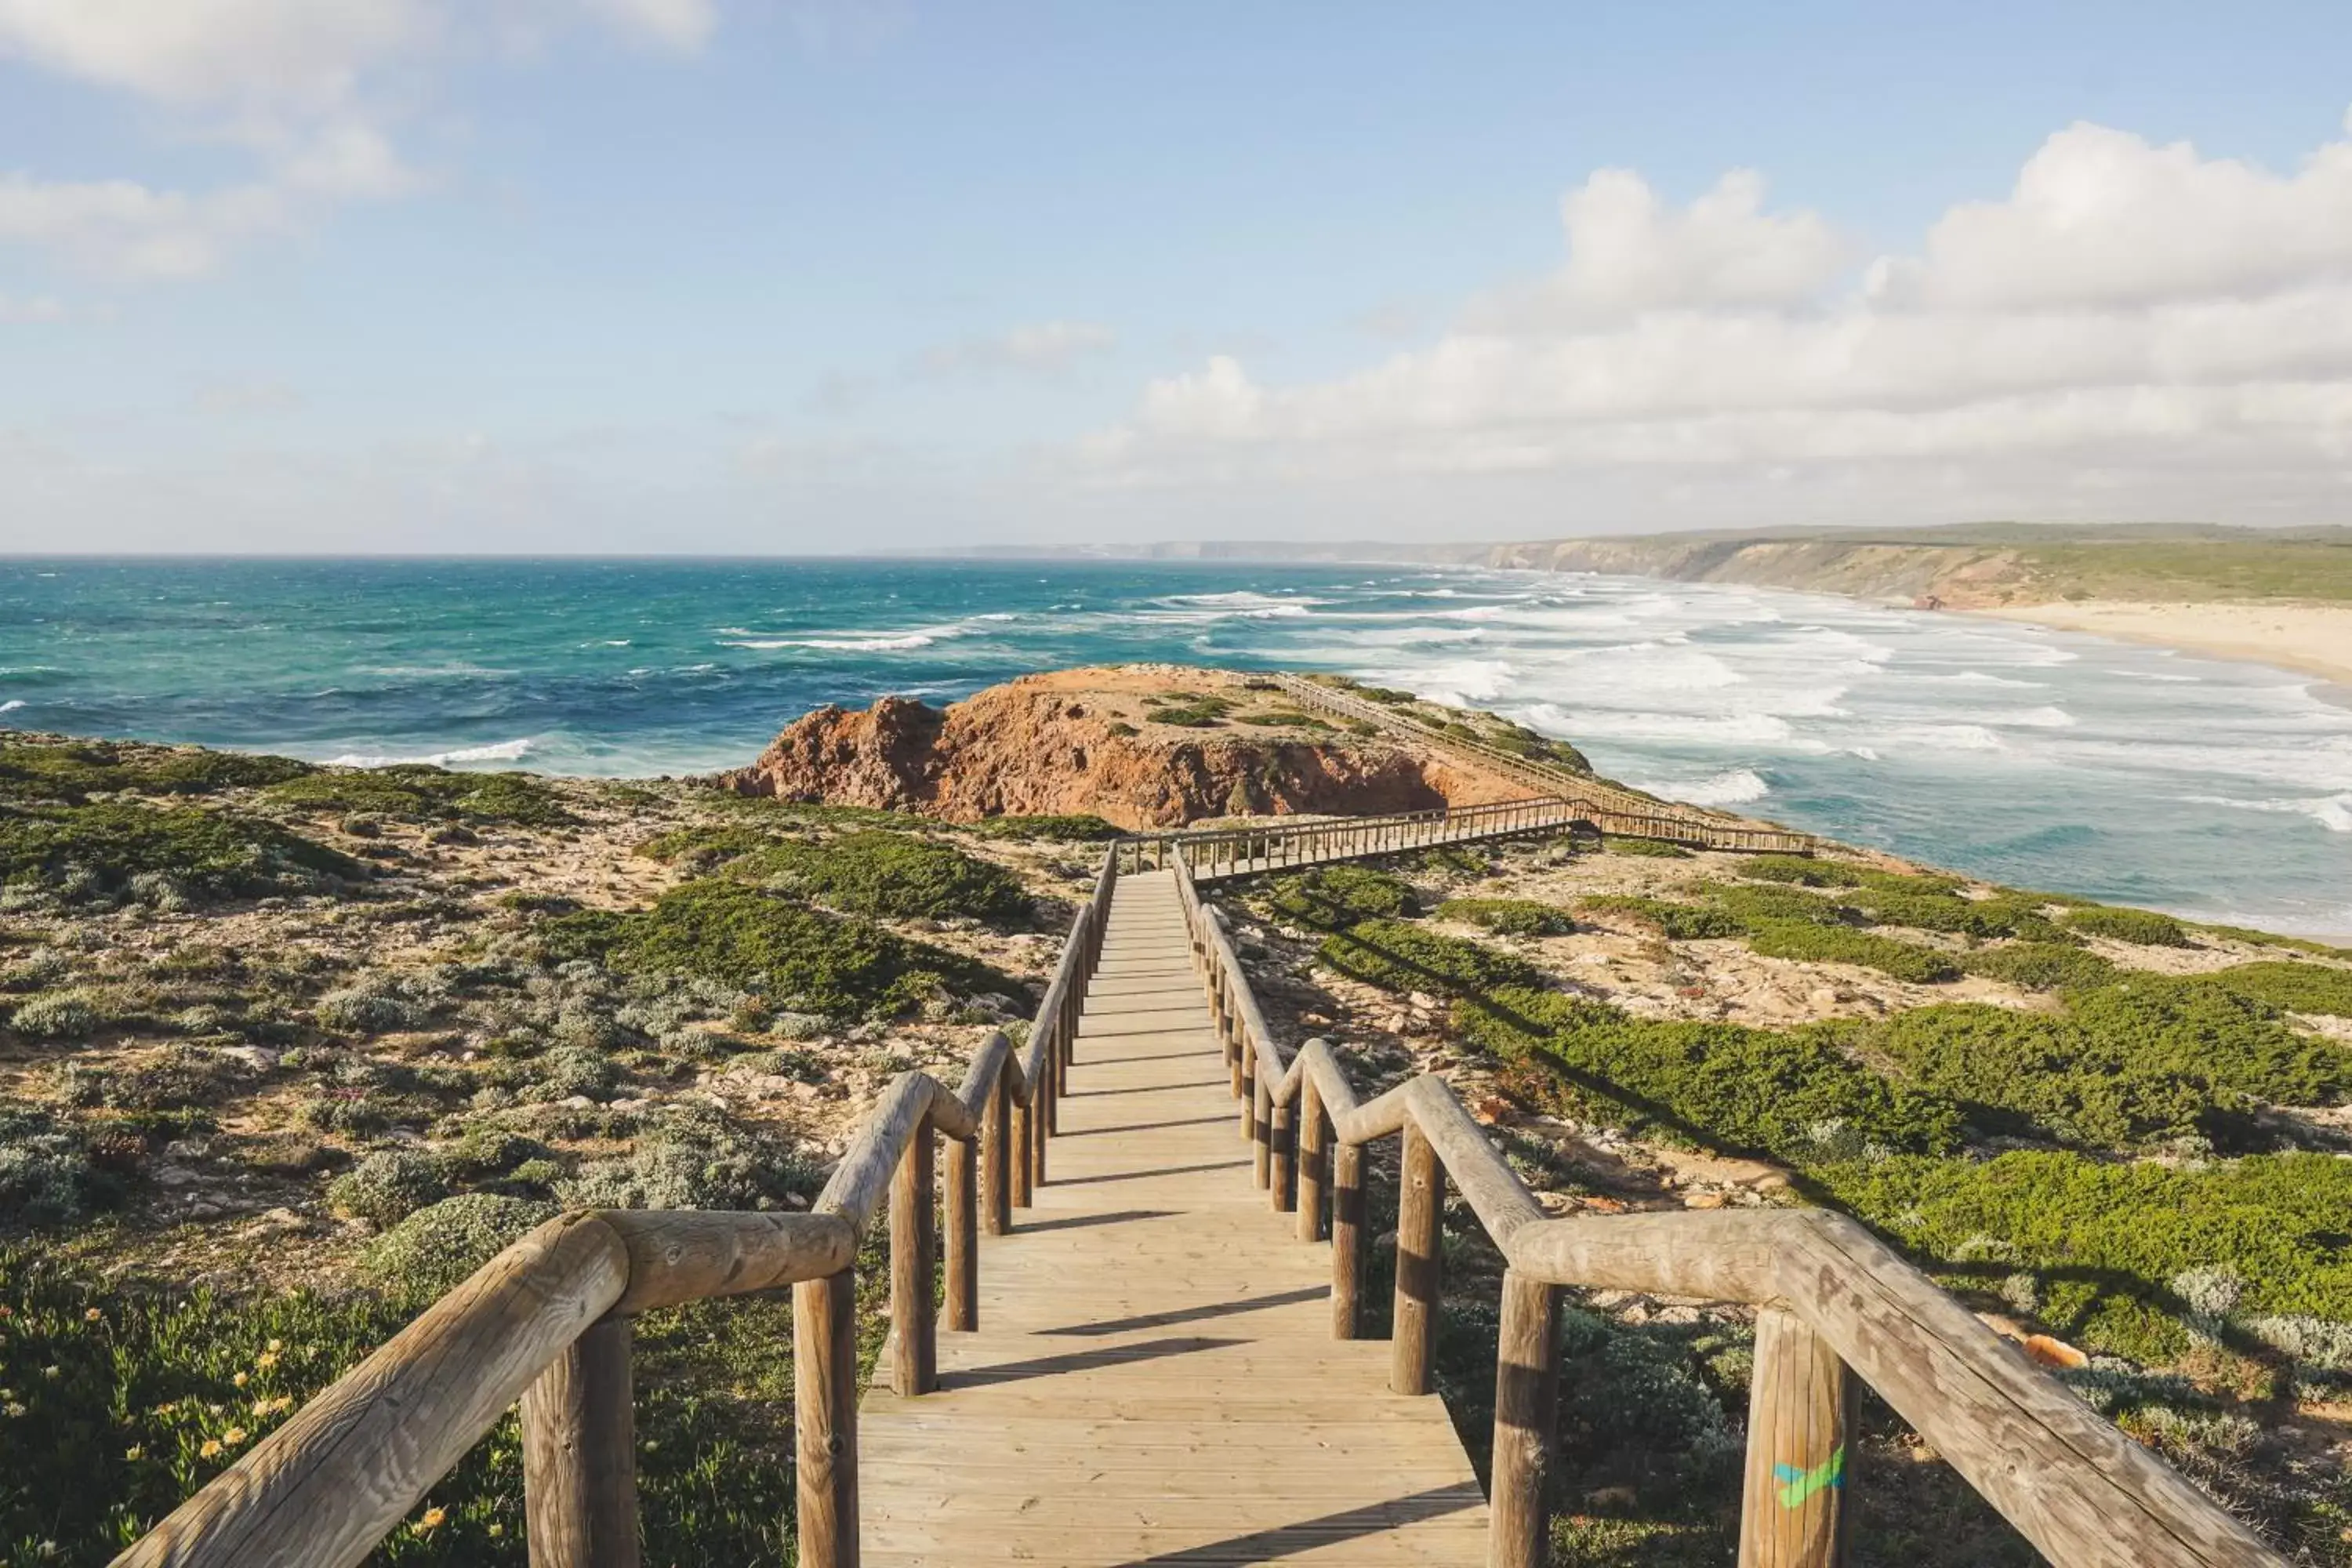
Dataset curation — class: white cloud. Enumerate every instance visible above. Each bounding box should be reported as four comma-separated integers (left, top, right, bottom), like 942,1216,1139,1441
0,0,718,276
920,320,1118,378
0,289,66,321
1086,112,2352,524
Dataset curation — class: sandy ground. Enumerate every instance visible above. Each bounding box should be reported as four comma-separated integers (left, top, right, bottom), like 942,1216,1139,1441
1970,600,2352,690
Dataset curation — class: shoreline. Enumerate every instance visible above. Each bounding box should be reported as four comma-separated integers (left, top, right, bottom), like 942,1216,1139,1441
1953,599,2352,695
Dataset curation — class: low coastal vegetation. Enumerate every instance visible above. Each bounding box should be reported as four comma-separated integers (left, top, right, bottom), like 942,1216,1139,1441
7,694,2350,1566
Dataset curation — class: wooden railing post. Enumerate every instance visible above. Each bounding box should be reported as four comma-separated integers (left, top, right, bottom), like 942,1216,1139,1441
1269,1095,1296,1214
945,1128,978,1331
1489,1269,1562,1568
1297,1077,1329,1243
1011,1095,1034,1209
890,1114,936,1396
1251,1074,1273,1189
1237,1034,1256,1141
521,1316,638,1568
1739,1308,1856,1568
982,1061,1012,1236
1392,1120,1442,1395
794,1269,858,1568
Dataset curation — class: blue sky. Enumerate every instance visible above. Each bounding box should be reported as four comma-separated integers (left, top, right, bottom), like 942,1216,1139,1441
3,2,2350,552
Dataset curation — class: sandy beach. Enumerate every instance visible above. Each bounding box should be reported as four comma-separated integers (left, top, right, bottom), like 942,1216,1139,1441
1970,600,2352,692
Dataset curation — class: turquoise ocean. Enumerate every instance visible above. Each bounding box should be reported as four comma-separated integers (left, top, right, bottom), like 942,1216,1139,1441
2,557,2347,937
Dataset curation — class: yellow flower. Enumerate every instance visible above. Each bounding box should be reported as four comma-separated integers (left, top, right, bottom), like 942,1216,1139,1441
255,1352,279,1370
84,1308,103,1322
222,1426,248,1446
125,1445,144,1461
198,1439,222,1459
231,1371,249,1388
416,1507,447,1532
266,1338,283,1352
487,1523,504,1539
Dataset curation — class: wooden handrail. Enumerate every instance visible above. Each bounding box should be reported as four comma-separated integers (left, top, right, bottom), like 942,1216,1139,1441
118,841,1127,1568
1170,855,2284,1568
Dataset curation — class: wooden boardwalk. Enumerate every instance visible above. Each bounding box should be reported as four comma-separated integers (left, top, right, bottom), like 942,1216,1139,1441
859,868,1488,1566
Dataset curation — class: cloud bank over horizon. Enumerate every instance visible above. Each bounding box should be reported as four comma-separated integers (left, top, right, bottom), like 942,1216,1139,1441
1,5,2348,552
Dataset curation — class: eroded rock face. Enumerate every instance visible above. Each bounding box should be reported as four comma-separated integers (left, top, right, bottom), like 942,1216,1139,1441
719,668,1525,829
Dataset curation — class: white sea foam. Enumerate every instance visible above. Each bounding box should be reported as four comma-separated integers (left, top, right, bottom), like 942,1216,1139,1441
1884,724,2005,752
0,699,24,714
2182,793,2352,833
1629,768,1772,807
323,736,538,768
1926,670,2045,688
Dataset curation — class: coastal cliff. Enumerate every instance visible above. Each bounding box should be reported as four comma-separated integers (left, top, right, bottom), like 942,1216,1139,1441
718,666,1528,828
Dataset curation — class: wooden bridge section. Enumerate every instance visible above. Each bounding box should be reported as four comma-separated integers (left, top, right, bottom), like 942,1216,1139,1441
858,869,1488,1565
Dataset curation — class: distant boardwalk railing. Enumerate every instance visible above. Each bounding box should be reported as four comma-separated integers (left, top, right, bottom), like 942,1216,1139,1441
1263,670,1820,854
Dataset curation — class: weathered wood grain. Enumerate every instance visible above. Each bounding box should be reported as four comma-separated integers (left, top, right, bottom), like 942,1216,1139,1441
1738,1307,1852,1568
1392,1121,1443,1397
521,1314,639,1568
1489,1270,1561,1568
891,1115,936,1396
796,1269,860,1568
601,1209,856,1313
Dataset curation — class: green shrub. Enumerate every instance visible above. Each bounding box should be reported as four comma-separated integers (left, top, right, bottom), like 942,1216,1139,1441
1316,919,1543,996
637,823,775,869
325,1149,448,1227
1458,985,1962,1163
1603,835,1692,858
358,1194,559,1295
1263,865,1417,930
266,764,572,826
1704,881,1850,926
0,801,360,906
59,1044,251,1112
547,880,1009,1019
1856,978,2346,1149
960,814,1124,842
1741,920,1962,984
2206,960,2352,1018
1434,898,1575,937
1144,691,1236,728
1732,856,1865,887
734,830,1029,922
1554,1308,1745,1505
2063,905,2191,946
0,1107,119,1229
1959,942,2121,993
1814,1150,2352,1364
556,1105,815,1211
0,737,314,804
7,989,103,1040
1575,895,1745,941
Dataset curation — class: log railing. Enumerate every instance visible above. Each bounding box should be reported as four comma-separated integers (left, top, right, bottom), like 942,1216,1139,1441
1264,671,1818,854
1171,856,2284,1568
114,845,1123,1568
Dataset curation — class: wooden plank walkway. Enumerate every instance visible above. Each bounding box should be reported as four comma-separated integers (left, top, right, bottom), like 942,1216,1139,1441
859,868,1489,1566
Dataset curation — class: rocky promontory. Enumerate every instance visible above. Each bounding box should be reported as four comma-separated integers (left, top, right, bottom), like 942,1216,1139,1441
719,666,1534,828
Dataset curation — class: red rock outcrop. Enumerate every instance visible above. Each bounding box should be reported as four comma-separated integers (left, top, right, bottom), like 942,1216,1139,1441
719,667,1526,829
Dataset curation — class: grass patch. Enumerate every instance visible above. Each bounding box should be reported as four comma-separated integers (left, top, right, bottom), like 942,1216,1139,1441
2063,905,2191,946
266,765,573,827
732,830,1029,922
1262,865,1418,930
1435,898,1575,937
1740,921,1962,984
1316,918,1544,997
1815,1150,2352,1365
1603,836,1692,858
2206,960,2352,1018
1460,985,1963,1163
546,879,1011,1019
0,801,361,907
958,814,1124,842
1958,942,2121,993
1576,895,1745,941
0,737,314,804
1141,691,1237,728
